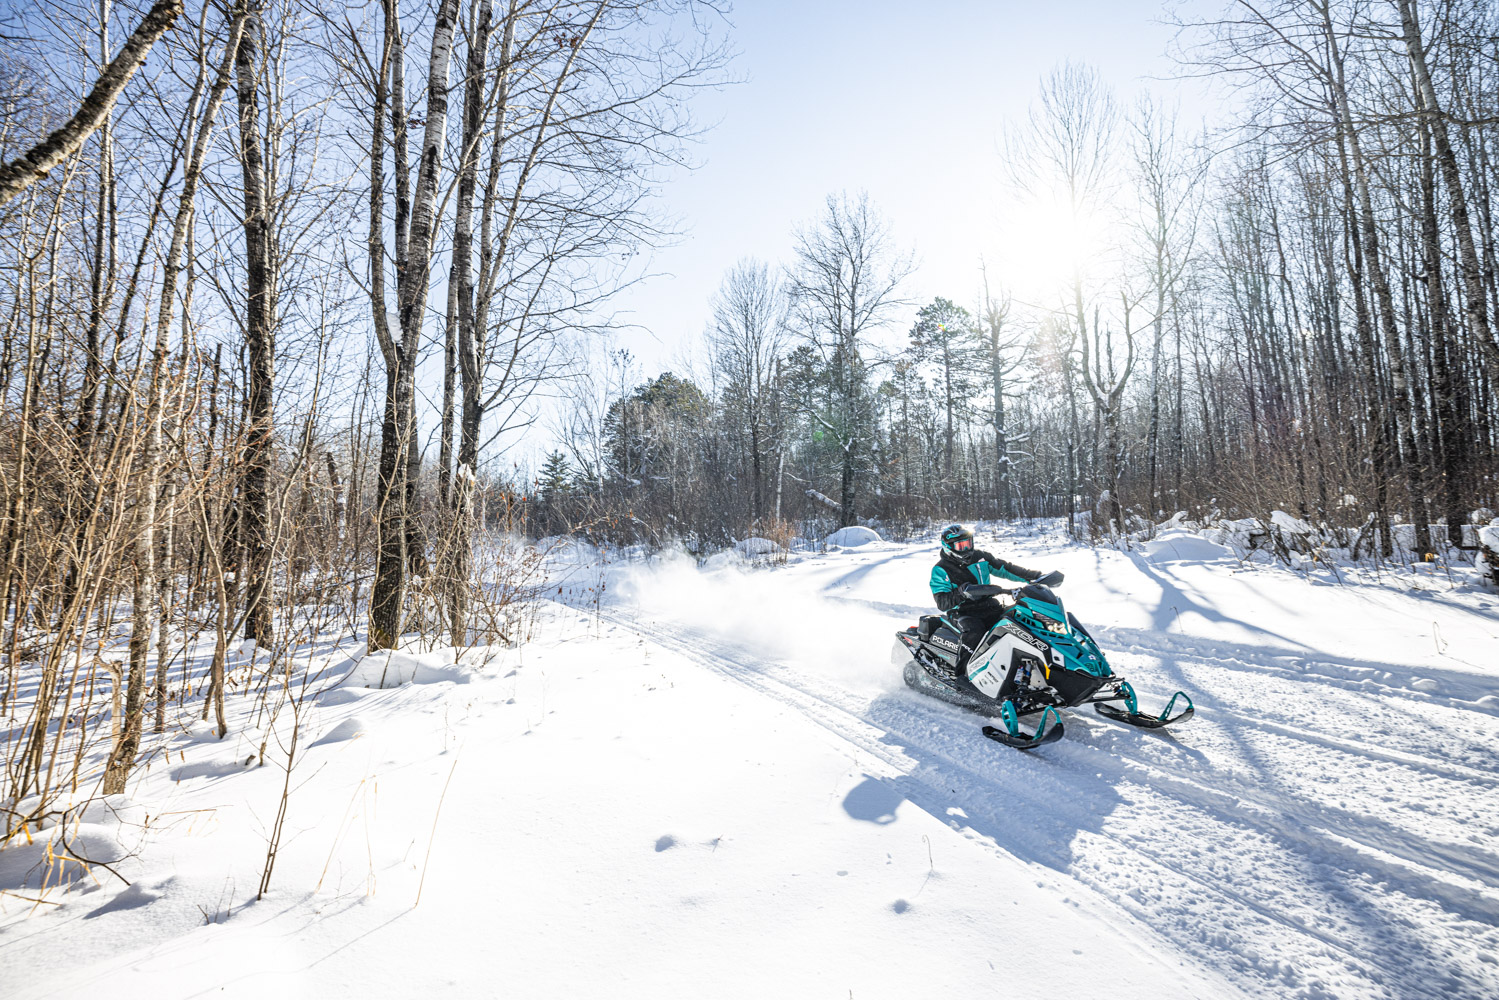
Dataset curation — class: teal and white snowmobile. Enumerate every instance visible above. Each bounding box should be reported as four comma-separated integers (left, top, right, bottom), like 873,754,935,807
892,581,1194,749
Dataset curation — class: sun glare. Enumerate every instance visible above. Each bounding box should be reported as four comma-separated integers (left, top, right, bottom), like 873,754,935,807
994,192,1117,306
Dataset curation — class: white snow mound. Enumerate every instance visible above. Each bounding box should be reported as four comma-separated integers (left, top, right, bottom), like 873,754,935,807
1271,509,1313,534
0,825,128,890
1140,529,1236,564
701,549,742,571
345,650,471,688
824,525,881,547
310,716,369,746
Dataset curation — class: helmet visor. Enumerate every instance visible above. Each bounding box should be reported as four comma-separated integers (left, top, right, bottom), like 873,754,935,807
952,537,973,553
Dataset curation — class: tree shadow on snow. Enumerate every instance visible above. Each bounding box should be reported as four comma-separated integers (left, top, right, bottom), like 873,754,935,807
845,690,1130,875
1077,622,1499,997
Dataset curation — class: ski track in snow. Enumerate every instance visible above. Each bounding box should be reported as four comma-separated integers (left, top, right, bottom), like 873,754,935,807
601,524,1499,1000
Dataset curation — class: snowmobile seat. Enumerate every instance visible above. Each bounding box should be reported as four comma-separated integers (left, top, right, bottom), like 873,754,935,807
918,615,943,639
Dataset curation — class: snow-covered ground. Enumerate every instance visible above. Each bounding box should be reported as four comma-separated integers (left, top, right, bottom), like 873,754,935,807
4,522,1499,999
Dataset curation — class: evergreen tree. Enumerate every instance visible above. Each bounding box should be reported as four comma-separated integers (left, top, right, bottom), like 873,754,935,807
909,297,982,482
537,450,572,534
606,372,709,483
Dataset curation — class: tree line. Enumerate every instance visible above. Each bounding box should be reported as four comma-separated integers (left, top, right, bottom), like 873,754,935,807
2,0,1498,827
538,1,1499,565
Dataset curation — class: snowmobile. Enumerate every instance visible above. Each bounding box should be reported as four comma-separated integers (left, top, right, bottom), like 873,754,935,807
893,581,1194,749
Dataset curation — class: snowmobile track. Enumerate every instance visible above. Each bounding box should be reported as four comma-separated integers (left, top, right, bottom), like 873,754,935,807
601,605,1499,1000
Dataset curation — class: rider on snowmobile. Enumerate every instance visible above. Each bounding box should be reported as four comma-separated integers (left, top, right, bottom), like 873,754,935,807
931,524,1045,674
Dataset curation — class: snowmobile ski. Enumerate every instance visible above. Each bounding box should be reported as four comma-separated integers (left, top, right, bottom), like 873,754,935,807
981,703,1064,750
1094,683,1194,729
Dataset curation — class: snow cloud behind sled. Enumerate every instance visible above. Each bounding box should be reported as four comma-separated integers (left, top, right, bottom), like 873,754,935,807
604,549,909,696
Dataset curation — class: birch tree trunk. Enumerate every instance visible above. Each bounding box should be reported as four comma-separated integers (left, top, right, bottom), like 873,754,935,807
370,0,459,650
445,0,495,644
0,0,184,208
1319,2,1430,555
367,2,400,649
236,10,276,643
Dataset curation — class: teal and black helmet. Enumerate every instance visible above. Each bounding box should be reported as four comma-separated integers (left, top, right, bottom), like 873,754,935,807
939,523,974,558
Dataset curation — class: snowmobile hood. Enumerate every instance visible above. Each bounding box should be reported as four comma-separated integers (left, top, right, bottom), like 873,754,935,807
1008,588,1112,680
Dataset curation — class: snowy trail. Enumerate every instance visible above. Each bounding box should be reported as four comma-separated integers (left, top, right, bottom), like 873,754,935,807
604,524,1499,1000
6,524,1498,1000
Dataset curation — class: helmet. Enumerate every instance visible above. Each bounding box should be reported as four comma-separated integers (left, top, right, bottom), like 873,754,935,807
939,524,974,558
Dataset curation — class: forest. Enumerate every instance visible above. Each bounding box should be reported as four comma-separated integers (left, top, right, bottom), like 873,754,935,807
1,0,1498,820
542,2,1499,567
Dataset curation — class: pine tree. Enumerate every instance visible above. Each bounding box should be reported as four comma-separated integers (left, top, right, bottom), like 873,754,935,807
909,298,982,484
537,451,572,535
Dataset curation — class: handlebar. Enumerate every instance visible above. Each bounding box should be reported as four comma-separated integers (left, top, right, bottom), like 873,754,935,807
963,584,1008,598
961,572,1063,601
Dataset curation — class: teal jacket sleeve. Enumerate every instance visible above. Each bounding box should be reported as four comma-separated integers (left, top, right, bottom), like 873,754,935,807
932,564,968,612
973,549,1040,584
930,564,954,597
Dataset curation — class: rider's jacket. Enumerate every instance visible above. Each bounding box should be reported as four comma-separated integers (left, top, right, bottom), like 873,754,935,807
930,549,1040,614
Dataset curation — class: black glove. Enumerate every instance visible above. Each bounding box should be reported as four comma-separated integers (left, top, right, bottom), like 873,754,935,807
963,584,1006,599
1033,570,1064,587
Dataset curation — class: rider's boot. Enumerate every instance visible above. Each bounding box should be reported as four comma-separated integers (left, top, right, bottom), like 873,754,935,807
948,646,976,693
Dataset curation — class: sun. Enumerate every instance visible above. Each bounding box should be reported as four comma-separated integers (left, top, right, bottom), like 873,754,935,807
993,190,1117,306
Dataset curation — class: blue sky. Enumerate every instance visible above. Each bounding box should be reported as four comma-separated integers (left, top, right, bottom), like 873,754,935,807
602,0,1224,375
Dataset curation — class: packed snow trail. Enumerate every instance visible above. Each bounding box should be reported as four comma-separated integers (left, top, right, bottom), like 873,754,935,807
3,522,1497,1000
2,614,1236,1000
604,522,1499,1000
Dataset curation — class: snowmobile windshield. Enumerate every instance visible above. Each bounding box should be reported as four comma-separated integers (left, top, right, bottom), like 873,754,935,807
1017,583,1060,607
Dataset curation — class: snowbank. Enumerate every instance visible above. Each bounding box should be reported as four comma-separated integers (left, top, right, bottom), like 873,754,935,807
344,649,472,688
1139,529,1237,564
1270,509,1313,535
1,794,147,893
1480,523,1499,584
0,824,132,890
309,716,369,747
824,525,881,547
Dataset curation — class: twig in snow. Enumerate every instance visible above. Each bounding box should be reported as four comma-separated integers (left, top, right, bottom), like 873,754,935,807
316,776,370,893
915,835,935,897
414,756,460,908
